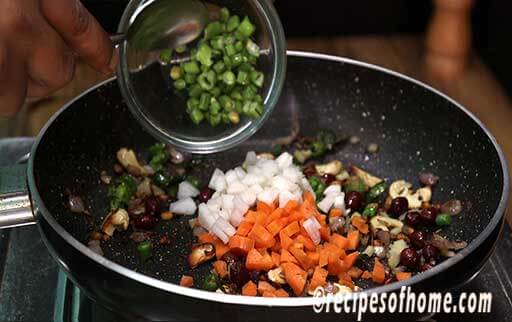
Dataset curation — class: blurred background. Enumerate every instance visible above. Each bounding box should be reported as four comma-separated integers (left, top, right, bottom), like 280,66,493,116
1,0,511,219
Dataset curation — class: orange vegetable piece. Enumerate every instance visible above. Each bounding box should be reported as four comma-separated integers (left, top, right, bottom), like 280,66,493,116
255,211,267,225
306,251,320,266
197,232,216,244
319,226,331,241
295,235,316,252
267,217,289,237
282,221,300,237
265,208,285,226
343,251,360,269
327,258,346,275
179,275,194,287
287,210,305,222
274,289,290,297
257,201,275,214
236,221,254,237
330,233,348,250
244,210,259,223
213,239,230,259
351,216,369,234
262,290,276,297
346,230,361,250
246,248,275,271
318,246,330,267
213,260,228,278
372,258,386,284
281,262,307,296
280,249,299,264
284,200,299,214
347,267,363,279
289,246,314,270
315,214,327,226
396,272,412,281
309,267,328,292
279,230,294,250
329,208,343,218
257,281,276,295
228,235,255,255
303,191,315,205
242,281,258,296
361,270,373,280
271,251,281,267
248,224,275,248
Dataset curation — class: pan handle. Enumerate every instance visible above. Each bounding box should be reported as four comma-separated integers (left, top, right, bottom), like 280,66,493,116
0,164,36,229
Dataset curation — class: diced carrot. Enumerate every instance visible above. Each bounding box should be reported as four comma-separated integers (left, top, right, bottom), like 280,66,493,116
246,248,275,271
244,210,259,223
213,260,228,278
228,235,255,255
257,201,275,214
309,267,328,292
372,258,386,284
279,231,294,250
257,281,276,295
213,239,230,259
361,270,373,280
295,235,316,252
351,216,369,234
179,275,194,287
284,200,299,214
271,251,281,267
236,221,254,237
315,214,327,226
338,271,352,283
280,248,299,264
288,210,305,222
396,272,412,281
267,217,289,237
197,232,216,244
281,262,307,296
326,243,345,260
265,208,285,226
347,267,363,279
282,221,300,237
271,241,281,253
319,226,331,241
330,233,348,250
262,290,276,297
248,224,275,248
289,246,314,270
300,202,318,219
339,278,355,289
242,281,258,296
274,289,290,297
329,208,343,218
343,251,360,269
303,191,315,205
318,246,330,267
346,230,361,250
327,257,346,275
306,251,320,266
255,211,267,225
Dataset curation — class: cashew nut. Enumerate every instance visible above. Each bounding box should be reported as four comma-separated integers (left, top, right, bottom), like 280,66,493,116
389,180,432,209
351,166,382,188
102,208,130,237
268,267,286,284
370,215,404,236
315,160,343,176
116,148,148,177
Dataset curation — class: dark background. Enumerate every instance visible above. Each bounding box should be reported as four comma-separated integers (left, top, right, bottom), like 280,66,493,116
82,0,512,95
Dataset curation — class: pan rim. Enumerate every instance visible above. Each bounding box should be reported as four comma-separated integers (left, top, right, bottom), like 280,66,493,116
27,50,510,307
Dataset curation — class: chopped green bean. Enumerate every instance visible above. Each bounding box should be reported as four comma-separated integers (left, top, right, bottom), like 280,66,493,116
190,109,204,124
222,71,236,85
183,61,200,74
137,241,153,262
204,21,223,39
220,7,230,22
436,213,452,226
226,15,240,32
237,16,255,37
246,39,260,57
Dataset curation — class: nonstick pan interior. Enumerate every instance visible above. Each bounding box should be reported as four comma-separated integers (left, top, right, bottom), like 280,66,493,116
32,53,506,287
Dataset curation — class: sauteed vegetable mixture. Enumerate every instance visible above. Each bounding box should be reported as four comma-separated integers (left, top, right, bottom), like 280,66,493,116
84,131,466,297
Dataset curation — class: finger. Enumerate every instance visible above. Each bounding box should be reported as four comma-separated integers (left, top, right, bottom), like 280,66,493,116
40,0,115,75
26,20,75,98
0,44,28,117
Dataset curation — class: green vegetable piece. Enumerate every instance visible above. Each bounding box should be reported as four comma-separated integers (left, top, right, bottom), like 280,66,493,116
198,71,216,90
210,36,224,50
231,53,243,66
109,174,137,210
308,176,321,190
153,170,172,187
190,109,204,124
202,272,220,291
159,49,173,62
250,71,264,87
234,41,244,52
213,61,225,73
237,16,255,38
311,140,327,157
293,149,312,164
225,44,237,56
148,143,168,172
174,79,186,90
367,182,386,201
436,213,452,226
196,43,213,66
137,241,153,262
362,203,378,217
222,71,236,86
210,113,222,126
170,66,182,80
344,177,367,193
220,7,230,22
246,39,260,57
189,85,203,98
199,92,211,111
210,97,221,114
184,73,196,85
226,15,240,32
204,21,223,39
315,182,326,200
236,70,249,85
219,95,235,111
183,61,200,74
175,45,187,53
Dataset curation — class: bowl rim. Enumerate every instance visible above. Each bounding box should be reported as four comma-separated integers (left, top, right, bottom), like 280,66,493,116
28,50,510,307
116,0,287,154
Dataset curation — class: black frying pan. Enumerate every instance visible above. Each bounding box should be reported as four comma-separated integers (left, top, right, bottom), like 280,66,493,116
0,52,508,321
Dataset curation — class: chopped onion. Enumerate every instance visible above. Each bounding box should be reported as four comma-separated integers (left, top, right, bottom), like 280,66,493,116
303,217,321,245
169,197,197,215
317,194,336,213
324,184,342,196
276,152,293,169
68,195,86,214
209,169,226,192
441,199,462,216
419,172,439,186
177,181,200,199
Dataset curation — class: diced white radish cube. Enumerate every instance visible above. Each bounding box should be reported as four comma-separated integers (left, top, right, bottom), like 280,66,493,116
282,167,302,183
221,194,234,212
242,173,266,186
169,197,197,215
226,180,247,194
198,203,217,229
225,170,239,184
209,169,226,192
234,167,246,180
257,188,279,205
276,152,293,169
177,181,200,200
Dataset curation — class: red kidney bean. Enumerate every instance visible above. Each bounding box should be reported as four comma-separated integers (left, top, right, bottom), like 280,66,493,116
420,207,438,225
345,191,363,210
405,211,422,227
410,231,428,249
389,197,409,217
400,248,420,268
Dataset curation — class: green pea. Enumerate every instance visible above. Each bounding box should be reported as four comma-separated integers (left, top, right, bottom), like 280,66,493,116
436,213,452,226
367,182,386,201
362,203,378,217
